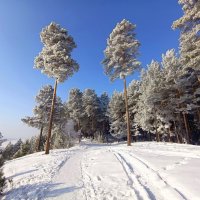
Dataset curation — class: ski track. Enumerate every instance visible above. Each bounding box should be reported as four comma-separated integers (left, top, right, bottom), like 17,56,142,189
113,151,153,200
111,148,188,200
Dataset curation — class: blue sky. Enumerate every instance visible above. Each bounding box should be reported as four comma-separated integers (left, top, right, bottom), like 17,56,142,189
0,0,182,138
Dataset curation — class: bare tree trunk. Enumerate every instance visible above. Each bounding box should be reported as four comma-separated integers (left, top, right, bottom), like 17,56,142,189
123,78,131,146
45,79,58,154
37,125,43,152
183,113,190,143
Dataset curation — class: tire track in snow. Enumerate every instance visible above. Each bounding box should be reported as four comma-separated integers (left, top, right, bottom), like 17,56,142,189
113,149,188,200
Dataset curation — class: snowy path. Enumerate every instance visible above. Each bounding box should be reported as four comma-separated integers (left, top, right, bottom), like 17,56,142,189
45,142,199,200
3,142,200,200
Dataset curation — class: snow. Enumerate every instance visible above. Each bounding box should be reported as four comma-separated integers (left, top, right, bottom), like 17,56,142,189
2,141,200,200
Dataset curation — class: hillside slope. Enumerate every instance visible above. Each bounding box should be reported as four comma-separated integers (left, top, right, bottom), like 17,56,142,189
2,141,200,200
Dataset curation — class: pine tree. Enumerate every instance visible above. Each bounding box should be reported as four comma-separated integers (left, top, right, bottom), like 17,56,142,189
0,156,6,194
127,80,140,141
82,89,100,138
34,22,79,154
14,140,31,158
2,142,14,160
67,88,83,131
99,92,110,135
102,19,141,145
51,127,68,149
172,0,200,72
172,0,200,143
134,61,164,142
22,85,66,151
107,91,126,139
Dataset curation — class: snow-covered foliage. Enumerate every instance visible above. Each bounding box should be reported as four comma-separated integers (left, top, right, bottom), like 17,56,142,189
172,0,200,71
82,89,100,132
0,156,5,193
107,91,126,138
21,85,67,151
127,80,140,137
102,19,141,81
34,22,79,83
67,88,83,130
99,92,110,133
22,85,65,130
64,88,110,141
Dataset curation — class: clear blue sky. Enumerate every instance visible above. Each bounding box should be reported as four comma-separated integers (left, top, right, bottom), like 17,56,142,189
0,0,182,139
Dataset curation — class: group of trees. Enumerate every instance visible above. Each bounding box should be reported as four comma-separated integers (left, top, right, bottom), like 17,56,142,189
21,87,110,154
108,0,200,144
67,89,109,140
21,0,199,148
1,0,198,196
3,1,198,163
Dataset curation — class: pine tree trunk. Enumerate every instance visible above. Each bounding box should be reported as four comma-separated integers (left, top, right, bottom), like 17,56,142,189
177,113,184,143
183,113,190,143
155,126,160,142
167,128,171,142
123,78,131,146
155,117,160,142
197,108,200,123
149,131,152,141
45,79,58,154
173,120,180,143
37,125,43,152
78,119,81,131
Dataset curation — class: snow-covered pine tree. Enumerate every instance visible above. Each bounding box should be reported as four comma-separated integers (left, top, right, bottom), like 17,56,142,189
102,19,141,145
160,49,187,142
51,127,68,149
67,88,83,131
22,85,66,151
135,61,164,142
82,89,100,138
12,139,23,157
127,80,140,141
29,136,38,154
0,132,3,147
2,142,14,160
0,155,6,194
14,140,31,158
107,91,126,140
172,0,200,143
99,92,110,136
172,0,200,72
34,22,79,154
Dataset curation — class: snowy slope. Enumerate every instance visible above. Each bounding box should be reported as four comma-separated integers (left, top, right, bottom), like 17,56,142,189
2,141,200,200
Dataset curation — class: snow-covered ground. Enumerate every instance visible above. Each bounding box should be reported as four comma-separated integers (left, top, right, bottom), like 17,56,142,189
2,141,200,200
